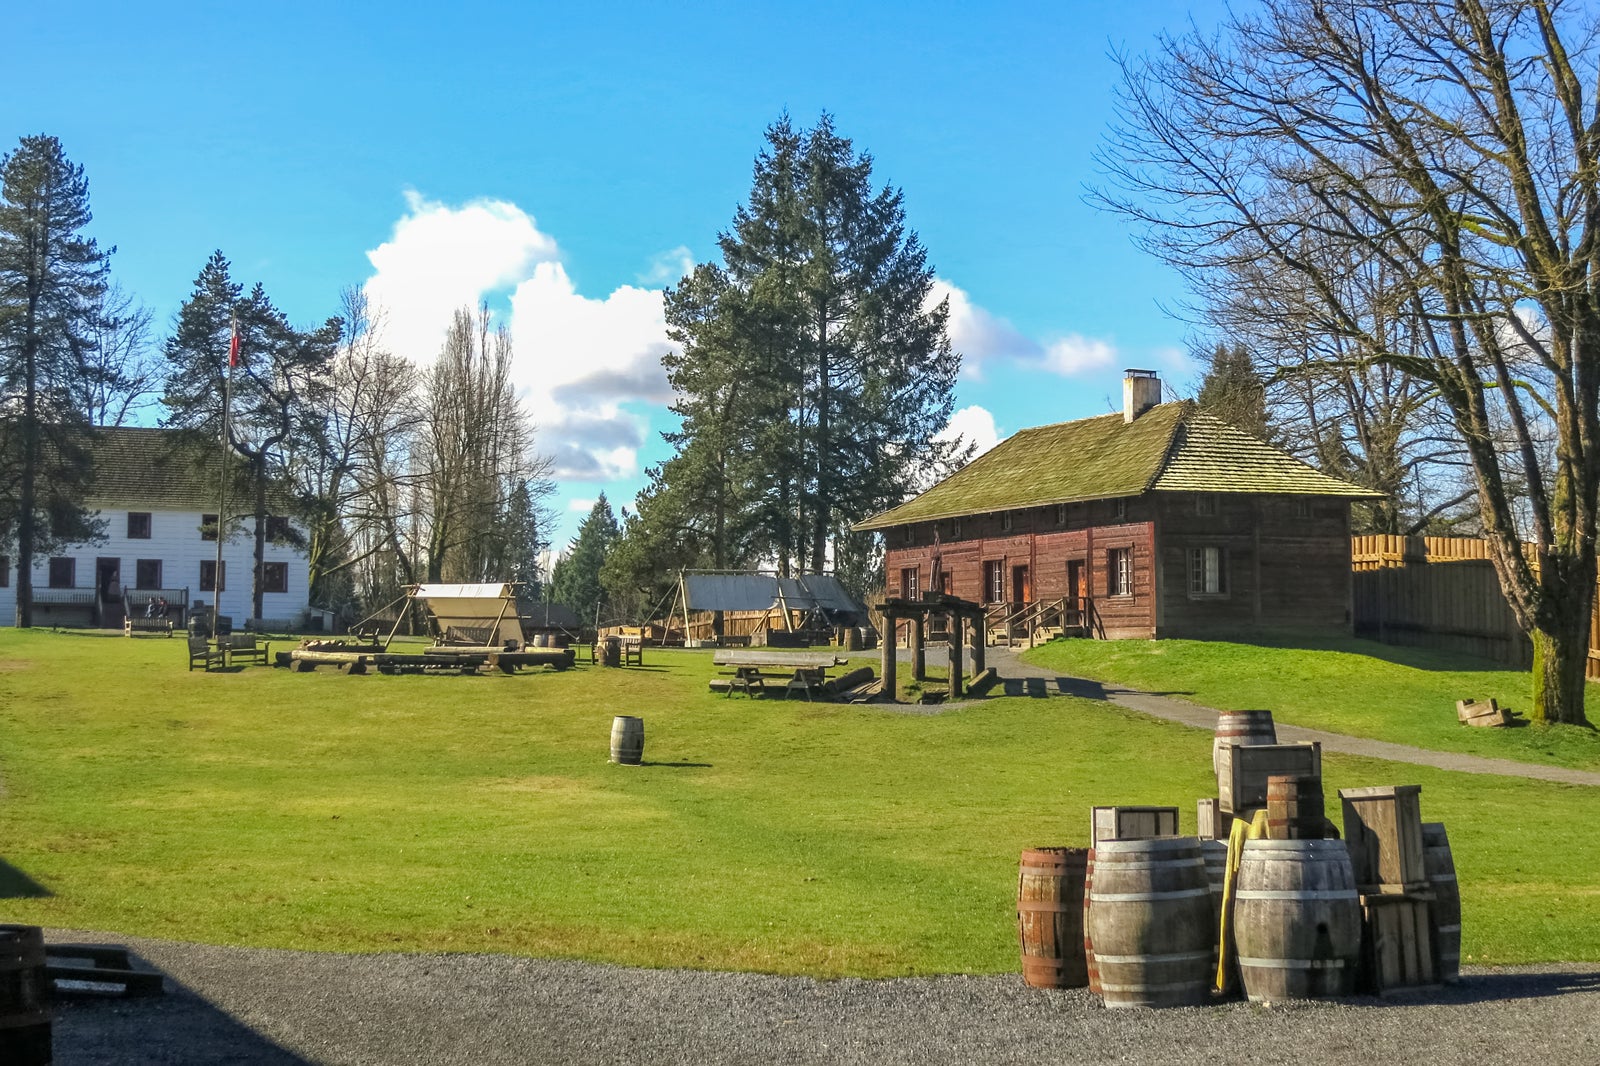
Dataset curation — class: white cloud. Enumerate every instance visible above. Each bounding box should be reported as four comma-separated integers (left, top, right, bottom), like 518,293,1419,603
638,245,695,286
1041,334,1119,376
930,278,1037,379
938,404,1002,455
932,277,1122,379
568,498,596,513
363,194,679,483
365,191,559,364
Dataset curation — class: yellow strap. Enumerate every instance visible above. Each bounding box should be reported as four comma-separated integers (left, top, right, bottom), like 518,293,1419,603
1215,809,1268,992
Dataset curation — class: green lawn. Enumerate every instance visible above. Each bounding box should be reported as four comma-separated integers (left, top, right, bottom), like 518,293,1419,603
1,628,1597,975
1024,632,1600,771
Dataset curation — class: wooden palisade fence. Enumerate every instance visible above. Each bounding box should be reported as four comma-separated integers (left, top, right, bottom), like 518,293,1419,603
1350,535,1600,678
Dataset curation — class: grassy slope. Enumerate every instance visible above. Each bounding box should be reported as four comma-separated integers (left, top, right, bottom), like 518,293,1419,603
1025,633,1600,771
1,629,1596,975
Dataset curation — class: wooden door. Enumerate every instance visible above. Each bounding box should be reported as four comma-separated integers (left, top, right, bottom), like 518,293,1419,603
1067,560,1086,599
1012,564,1031,604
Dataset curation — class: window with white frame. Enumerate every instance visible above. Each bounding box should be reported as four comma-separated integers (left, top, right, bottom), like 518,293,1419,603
1188,547,1228,596
1196,495,1218,517
901,566,920,600
1002,512,1013,532
983,560,1004,603
1106,547,1132,597
1112,499,1127,520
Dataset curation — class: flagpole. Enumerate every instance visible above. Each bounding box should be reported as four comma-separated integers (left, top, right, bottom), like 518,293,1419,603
211,318,236,641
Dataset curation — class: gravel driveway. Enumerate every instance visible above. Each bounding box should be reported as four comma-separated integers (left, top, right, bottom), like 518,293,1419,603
45,930,1600,1066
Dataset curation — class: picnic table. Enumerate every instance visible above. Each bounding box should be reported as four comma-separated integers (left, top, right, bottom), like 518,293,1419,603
710,650,847,700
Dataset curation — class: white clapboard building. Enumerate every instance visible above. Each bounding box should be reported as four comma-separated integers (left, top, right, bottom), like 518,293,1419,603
0,427,310,629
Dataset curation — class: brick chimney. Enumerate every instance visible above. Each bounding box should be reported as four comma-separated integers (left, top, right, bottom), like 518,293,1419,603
1123,369,1161,423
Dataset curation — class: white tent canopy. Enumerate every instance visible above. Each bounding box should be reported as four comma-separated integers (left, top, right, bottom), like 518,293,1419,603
413,582,523,647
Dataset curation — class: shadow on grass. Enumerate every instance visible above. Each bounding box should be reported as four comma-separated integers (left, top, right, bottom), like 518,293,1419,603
53,947,313,1065
640,761,713,768
0,856,51,898
996,676,1196,701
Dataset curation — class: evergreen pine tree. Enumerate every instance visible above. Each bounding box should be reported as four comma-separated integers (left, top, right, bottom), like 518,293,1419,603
160,252,340,620
0,135,110,625
550,495,619,627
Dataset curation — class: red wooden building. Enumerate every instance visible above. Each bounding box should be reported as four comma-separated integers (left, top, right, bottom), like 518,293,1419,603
854,371,1382,641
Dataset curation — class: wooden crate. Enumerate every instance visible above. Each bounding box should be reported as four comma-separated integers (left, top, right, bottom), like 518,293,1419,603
1340,785,1426,891
1220,743,1321,814
1455,698,1510,728
1359,892,1436,992
1090,806,1179,843
1196,798,1232,840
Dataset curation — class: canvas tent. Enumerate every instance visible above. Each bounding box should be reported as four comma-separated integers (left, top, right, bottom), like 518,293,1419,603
412,583,525,647
670,571,868,643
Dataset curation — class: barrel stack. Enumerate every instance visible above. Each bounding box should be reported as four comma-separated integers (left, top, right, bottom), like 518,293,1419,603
1016,711,1464,1007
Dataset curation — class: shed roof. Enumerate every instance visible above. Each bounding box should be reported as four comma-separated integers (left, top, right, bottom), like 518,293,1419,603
853,401,1381,531
681,573,865,616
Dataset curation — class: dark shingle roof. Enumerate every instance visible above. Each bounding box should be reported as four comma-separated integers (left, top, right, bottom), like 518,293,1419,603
853,401,1381,530
83,427,289,512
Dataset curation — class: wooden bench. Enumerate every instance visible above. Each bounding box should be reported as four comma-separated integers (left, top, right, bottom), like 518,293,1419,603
124,616,174,637
224,634,271,666
620,635,644,666
187,635,224,671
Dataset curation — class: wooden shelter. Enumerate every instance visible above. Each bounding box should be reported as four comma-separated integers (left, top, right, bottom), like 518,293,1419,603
668,570,869,646
855,371,1383,644
876,593,987,702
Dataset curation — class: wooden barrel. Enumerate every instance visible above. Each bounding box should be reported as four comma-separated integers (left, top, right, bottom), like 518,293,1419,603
1016,847,1089,988
1421,823,1461,983
0,924,51,1066
599,636,621,667
1086,837,1213,1008
609,715,644,765
1083,849,1100,995
1214,710,1277,785
1232,839,1361,1001
1266,774,1325,840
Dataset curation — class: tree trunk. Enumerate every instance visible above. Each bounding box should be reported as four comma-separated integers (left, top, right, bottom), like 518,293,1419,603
253,456,268,621
14,287,41,627
1530,553,1595,726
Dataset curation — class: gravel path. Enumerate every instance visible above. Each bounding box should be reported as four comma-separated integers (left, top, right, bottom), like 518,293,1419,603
874,645,1600,786
42,930,1600,1066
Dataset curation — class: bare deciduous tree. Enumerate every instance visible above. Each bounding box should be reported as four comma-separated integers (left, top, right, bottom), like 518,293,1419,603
1098,0,1600,725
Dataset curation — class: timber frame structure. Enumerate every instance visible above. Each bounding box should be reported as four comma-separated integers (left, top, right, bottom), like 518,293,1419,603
876,594,987,702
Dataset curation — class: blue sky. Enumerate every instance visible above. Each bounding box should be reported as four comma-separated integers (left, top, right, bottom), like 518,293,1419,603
8,1,1226,549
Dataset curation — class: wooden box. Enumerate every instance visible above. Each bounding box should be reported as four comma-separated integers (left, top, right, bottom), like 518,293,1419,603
1359,892,1437,993
1220,743,1321,814
1456,698,1510,728
1090,806,1179,843
1340,785,1426,891
1196,798,1233,840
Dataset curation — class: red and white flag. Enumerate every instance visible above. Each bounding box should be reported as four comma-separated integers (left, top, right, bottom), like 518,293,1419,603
228,320,240,368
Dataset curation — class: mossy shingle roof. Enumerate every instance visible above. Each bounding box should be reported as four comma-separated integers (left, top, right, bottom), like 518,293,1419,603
85,427,243,511
853,401,1381,530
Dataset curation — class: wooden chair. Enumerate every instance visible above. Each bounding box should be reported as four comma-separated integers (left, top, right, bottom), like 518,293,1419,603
620,636,644,666
187,635,224,671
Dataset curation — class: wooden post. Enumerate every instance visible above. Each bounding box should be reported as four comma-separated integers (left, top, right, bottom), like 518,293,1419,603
880,609,897,702
911,614,925,680
948,614,963,699
972,609,986,676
